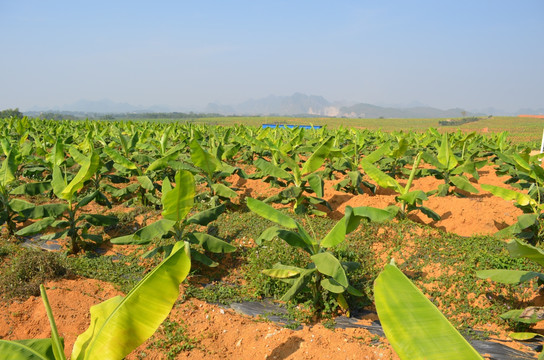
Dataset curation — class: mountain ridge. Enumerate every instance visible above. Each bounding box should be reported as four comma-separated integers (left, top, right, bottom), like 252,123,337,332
25,94,543,118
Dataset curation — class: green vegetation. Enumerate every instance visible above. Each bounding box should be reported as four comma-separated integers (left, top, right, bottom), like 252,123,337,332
0,115,543,358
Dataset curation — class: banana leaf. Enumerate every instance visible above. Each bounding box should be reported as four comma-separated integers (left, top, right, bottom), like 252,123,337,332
190,139,220,178
374,263,482,360
71,241,191,360
301,136,333,175
161,170,194,222
507,238,544,267
246,197,297,229
186,204,225,226
480,184,534,207
211,183,238,198
311,252,349,287
110,219,176,245
477,269,544,284
360,159,403,193
0,339,58,360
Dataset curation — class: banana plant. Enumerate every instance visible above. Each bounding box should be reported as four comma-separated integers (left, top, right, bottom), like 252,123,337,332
111,170,236,267
247,197,368,313
0,240,191,360
360,152,441,221
101,135,184,207
422,132,481,197
16,148,117,254
188,138,242,206
375,261,483,359
481,153,544,245
254,136,334,216
378,133,413,178
477,239,544,344
0,147,42,235
331,140,392,195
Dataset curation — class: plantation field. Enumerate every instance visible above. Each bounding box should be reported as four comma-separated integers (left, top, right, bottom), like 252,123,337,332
175,115,542,145
1,116,544,359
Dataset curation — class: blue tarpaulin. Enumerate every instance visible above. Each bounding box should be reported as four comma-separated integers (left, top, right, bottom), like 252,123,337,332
262,124,322,129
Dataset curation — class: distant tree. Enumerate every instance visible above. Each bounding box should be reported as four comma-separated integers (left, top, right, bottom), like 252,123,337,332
0,108,23,118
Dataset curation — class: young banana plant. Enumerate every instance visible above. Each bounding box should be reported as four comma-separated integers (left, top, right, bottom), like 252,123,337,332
16,148,117,254
333,142,392,195
247,197,367,314
0,241,191,360
111,170,236,267
422,132,480,197
101,135,184,207
0,146,47,235
188,138,242,207
477,239,544,343
254,136,334,216
360,152,441,221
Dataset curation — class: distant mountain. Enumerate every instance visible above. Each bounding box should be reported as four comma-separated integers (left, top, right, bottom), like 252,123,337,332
206,93,475,118
206,93,341,116
339,103,474,119
62,99,171,113
516,107,544,116
31,94,494,118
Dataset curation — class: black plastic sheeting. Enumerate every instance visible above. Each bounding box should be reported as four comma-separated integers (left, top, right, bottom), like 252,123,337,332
228,300,542,360
21,235,62,251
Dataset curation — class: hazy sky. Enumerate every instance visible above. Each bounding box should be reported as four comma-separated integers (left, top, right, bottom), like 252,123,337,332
1,1,543,112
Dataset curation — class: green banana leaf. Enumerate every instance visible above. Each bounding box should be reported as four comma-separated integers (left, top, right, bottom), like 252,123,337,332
320,216,347,248
301,136,333,175
11,181,52,196
397,190,427,205
161,170,194,222
262,263,304,278
186,204,225,226
305,173,324,198
280,268,316,301
360,159,403,194
374,263,482,360
102,146,137,170
507,238,544,267
50,166,66,199
450,175,479,193
476,269,544,284
190,139,220,178
16,217,56,236
60,152,100,201
345,206,397,233
145,151,180,173
189,232,236,253
136,175,154,191
256,226,309,248
246,197,298,229
0,339,58,360
71,241,191,360
50,140,65,167
254,158,291,180
311,252,349,287
437,132,458,171
9,198,37,213
0,150,17,187
110,219,176,245
211,183,238,198
480,184,534,207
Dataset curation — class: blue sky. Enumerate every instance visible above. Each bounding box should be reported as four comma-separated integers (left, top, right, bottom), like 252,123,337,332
1,1,543,112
